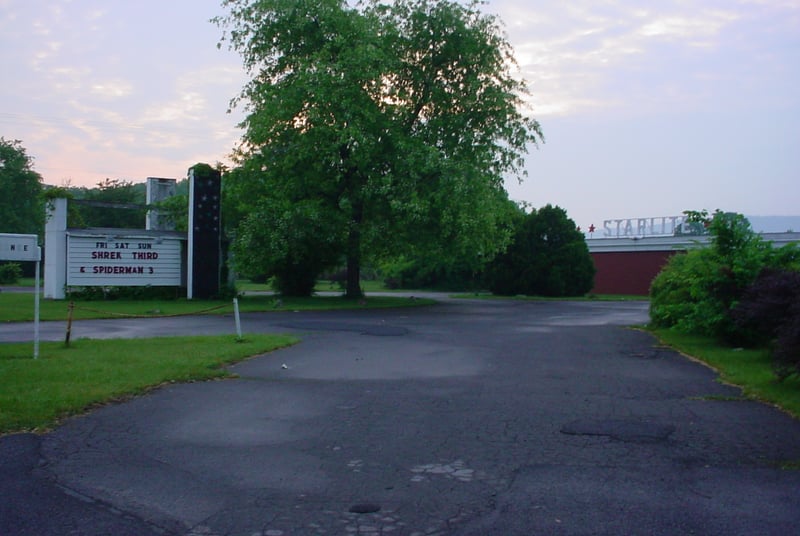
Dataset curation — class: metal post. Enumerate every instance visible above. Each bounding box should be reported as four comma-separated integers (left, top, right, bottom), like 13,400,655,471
233,298,242,339
34,254,41,358
65,301,74,347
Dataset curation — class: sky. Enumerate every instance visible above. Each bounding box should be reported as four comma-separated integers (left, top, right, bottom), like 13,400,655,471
1,0,799,233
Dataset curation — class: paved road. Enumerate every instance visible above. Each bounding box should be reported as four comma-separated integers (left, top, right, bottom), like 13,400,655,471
2,298,800,535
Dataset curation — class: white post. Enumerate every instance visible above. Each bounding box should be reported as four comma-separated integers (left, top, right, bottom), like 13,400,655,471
233,297,242,339
34,250,41,359
187,170,196,299
44,198,68,299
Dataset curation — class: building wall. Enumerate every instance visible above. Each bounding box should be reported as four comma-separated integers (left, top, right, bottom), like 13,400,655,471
586,232,799,296
590,250,678,296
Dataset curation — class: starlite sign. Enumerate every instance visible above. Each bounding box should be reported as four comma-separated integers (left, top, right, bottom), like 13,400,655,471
67,233,182,287
602,215,686,238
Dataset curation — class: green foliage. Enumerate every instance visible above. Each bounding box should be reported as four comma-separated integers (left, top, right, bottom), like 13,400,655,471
732,269,800,380
216,0,541,298
72,178,147,229
675,209,710,236
0,262,23,284
649,210,800,339
0,138,44,235
380,255,479,291
189,162,217,180
649,248,722,333
43,186,87,228
152,193,189,232
485,204,595,297
64,285,184,301
232,195,345,296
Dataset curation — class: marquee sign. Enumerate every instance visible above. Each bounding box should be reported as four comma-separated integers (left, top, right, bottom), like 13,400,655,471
67,233,182,287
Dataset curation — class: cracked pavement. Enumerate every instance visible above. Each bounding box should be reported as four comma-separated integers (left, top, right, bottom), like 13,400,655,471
2,297,800,535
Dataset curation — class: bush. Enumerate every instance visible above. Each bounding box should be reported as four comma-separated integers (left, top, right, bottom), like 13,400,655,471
0,262,23,284
381,257,478,291
649,210,799,340
65,285,184,301
731,268,800,380
649,248,722,333
485,204,594,297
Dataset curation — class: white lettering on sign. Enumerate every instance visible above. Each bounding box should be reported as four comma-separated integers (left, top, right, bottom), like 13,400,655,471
0,233,40,261
67,234,181,286
602,216,685,238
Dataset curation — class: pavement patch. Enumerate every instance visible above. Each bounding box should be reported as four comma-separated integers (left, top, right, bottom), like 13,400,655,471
561,418,676,443
348,503,381,514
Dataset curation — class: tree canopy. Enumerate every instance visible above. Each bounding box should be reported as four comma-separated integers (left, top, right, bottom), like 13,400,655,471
216,0,542,297
0,138,44,236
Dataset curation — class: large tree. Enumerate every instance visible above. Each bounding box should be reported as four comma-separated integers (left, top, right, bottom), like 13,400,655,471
216,0,542,297
0,138,44,236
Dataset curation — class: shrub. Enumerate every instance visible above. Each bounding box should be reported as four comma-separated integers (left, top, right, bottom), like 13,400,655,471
731,268,800,380
485,204,594,297
381,257,478,291
0,262,23,284
649,248,721,333
649,210,798,339
65,285,184,301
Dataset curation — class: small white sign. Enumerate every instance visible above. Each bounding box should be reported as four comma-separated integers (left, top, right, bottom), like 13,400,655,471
0,233,40,261
67,233,182,286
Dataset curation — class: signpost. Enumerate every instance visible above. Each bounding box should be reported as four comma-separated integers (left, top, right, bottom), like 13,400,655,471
0,233,42,358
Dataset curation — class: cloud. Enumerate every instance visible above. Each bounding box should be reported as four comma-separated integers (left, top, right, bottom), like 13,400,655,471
498,1,751,116
90,79,134,99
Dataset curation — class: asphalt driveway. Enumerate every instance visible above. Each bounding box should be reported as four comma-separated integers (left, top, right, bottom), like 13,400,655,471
2,297,799,535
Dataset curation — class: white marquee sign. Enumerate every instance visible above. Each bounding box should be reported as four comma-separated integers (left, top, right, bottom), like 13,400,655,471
67,233,182,287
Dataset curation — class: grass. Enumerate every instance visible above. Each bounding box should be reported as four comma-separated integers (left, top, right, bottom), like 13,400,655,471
236,279,395,293
0,292,435,322
653,328,800,418
0,334,298,434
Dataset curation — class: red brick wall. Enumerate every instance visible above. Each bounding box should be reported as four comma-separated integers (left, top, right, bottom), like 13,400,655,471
590,250,679,296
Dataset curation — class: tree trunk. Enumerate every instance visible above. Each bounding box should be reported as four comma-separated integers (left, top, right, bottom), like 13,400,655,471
345,224,362,299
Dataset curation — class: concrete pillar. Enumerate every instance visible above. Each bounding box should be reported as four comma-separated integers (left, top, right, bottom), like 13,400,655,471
146,177,177,231
44,198,67,299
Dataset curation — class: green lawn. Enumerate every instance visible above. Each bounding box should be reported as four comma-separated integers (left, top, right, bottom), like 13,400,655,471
236,279,395,293
0,334,298,434
653,329,800,418
0,292,435,322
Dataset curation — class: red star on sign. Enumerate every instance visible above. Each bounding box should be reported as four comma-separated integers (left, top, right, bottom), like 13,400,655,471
588,224,596,233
